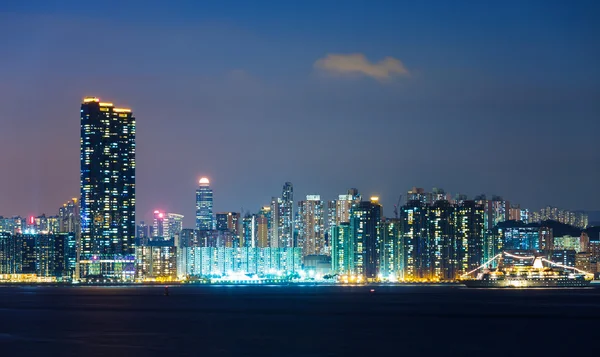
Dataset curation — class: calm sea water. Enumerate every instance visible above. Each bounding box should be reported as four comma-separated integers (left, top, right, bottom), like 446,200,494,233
1,284,599,357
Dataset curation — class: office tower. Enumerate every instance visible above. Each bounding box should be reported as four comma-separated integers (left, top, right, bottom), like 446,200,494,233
380,218,401,281
153,210,166,239
454,200,485,275
297,195,325,256
350,197,383,280
196,177,214,231
280,182,294,248
428,200,456,280
399,200,430,280
166,213,184,241
80,97,135,280
153,211,184,241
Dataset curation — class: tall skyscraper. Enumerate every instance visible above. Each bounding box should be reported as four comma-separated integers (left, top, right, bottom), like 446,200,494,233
297,195,325,256
428,200,456,280
153,210,166,239
167,213,184,241
280,182,294,247
350,197,383,280
454,200,485,275
258,206,272,248
153,211,184,241
196,177,214,231
399,200,430,280
79,97,135,280
58,198,80,234
379,219,401,281
270,198,281,248
331,222,352,275
136,221,149,245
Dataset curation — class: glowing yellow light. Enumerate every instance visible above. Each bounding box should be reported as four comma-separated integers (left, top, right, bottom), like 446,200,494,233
370,196,379,202
83,97,100,103
113,108,131,113
99,102,114,106
199,177,210,185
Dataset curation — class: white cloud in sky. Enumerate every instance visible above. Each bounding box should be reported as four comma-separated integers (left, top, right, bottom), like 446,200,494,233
314,53,410,81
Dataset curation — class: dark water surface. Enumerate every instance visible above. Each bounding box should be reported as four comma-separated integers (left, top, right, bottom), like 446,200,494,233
1,285,599,356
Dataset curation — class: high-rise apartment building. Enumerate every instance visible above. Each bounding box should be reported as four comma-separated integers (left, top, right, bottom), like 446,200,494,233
258,206,271,248
79,97,135,280
350,198,382,280
216,212,241,247
196,177,214,231
454,200,485,275
297,195,325,256
280,182,294,247
331,222,352,275
399,200,431,280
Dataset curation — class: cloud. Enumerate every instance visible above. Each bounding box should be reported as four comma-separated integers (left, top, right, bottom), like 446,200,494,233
314,53,410,81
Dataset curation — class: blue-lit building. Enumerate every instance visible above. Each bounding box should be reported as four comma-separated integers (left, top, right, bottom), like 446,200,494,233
196,177,214,231
179,247,302,278
331,222,352,275
79,97,136,281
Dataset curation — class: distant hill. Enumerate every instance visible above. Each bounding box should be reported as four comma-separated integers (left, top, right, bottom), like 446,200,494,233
585,226,600,242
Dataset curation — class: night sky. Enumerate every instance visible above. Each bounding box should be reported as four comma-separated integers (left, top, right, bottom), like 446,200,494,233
1,0,599,227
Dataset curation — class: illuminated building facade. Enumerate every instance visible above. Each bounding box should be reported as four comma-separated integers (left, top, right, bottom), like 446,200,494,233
297,195,325,256
454,201,485,274
428,200,456,280
331,222,352,275
269,198,281,247
399,200,430,280
350,198,382,280
0,233,76,280
242,214,256,248
280,182,294,248
135,240,177,280
179,247,302,277
0,216,23,235
380,219,401,281
153,210,166,239
196,177,214,231
80,97,135,280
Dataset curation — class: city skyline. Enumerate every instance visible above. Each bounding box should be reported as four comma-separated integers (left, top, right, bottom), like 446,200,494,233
1,1,599,227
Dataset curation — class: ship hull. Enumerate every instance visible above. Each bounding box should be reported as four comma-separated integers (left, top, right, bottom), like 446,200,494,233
463,278,591,288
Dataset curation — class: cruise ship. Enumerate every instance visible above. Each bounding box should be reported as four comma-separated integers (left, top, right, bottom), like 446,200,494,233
462,254,593,288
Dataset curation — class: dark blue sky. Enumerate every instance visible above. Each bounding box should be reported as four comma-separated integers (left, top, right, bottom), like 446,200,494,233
1,0,599,226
